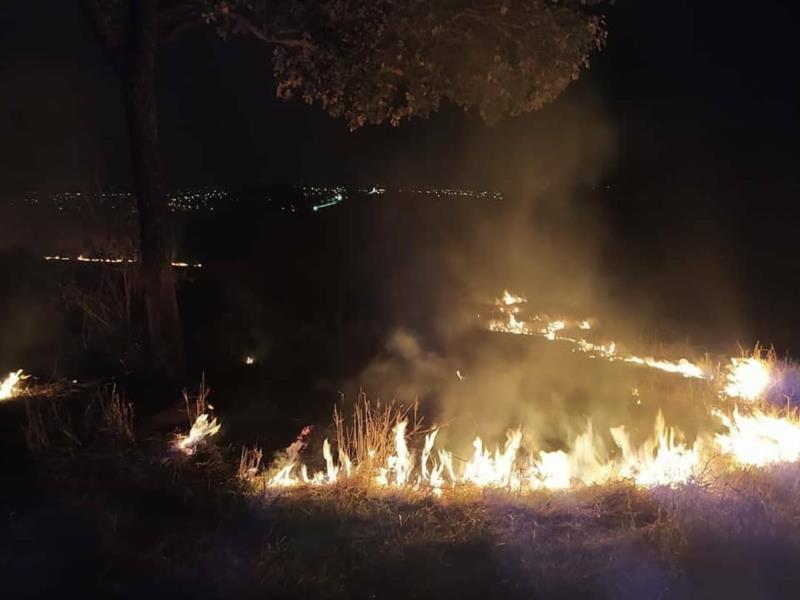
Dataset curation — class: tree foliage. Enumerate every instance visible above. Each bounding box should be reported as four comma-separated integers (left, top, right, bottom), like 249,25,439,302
267,1,606,128
88,1,606,128
78,0,605,372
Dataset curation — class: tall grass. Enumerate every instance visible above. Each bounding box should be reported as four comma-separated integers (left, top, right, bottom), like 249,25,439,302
182,375,212,426
333,390,424,475
96,384,135,441
23,398,79,453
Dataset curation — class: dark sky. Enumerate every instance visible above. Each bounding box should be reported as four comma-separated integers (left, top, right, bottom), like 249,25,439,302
2,0,798,195
2,0,800,346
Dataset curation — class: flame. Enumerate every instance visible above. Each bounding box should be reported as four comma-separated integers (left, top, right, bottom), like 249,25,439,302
174,413,221,455
542,320,566,341
622,356,705,379
232,292,800,496
723,357,771,401
715,408,800,467
502,290,526,305
529,450,571,489
258,409,712,493
462,430,523,488
0,370,25,400
253,404,800,494
488,291,708,380
377,421,414,486
611,412,702,486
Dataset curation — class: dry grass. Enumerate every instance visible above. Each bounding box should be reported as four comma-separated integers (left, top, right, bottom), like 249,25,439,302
14,382,800,598
236,397,800,594
20,382,136,454
239,445,263,481
334,390,426,474
23,397,80,453
250,466,800,597
63,264,140,359
182,375,212,426
239,392,430,491
96,384,135,441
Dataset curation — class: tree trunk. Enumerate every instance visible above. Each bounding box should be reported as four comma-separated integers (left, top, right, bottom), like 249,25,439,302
121,0,184,374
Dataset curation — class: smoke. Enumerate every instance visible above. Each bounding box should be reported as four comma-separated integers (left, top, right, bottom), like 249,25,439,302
344,87,727,454
346,322,717,460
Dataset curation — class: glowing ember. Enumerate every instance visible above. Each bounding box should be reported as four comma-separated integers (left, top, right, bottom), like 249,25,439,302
0,370,25,400
715,408,800,467
723,357,771,401
174,413,221,455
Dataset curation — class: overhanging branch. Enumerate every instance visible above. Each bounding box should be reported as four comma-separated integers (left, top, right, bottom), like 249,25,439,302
79,0,127,52
160,17,206,43
230,13,314,50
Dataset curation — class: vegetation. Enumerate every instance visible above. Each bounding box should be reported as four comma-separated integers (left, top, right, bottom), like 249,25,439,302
77,0,606,373
5,382,800,598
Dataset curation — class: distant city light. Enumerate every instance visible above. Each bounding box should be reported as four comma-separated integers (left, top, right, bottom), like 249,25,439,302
8,185,504,215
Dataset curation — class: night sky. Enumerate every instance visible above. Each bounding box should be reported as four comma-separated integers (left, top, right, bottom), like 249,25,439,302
2,1,800,345
2,1,797,193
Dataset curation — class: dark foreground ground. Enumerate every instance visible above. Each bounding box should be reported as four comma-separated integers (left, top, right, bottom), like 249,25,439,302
3,388,800,600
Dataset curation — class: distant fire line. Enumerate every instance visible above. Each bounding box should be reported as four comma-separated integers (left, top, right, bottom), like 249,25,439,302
43,255,203,268
488,290,709,380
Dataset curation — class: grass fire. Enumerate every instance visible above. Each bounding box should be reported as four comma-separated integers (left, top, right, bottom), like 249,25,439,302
0,370,25,401
4,0,800,597
220,294,799,495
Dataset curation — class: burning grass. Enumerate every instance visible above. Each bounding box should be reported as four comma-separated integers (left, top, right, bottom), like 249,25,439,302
172,378,221,456
0,369,26,400
233,385,800,498
7,288,800,595
486,291,785,395
9,380,800,598
232,465,800,598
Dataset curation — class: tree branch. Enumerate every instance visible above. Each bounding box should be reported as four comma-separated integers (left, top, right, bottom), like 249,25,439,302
158,0,204,44
79,0,126,53
230,13,314,50
160,17,206,44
